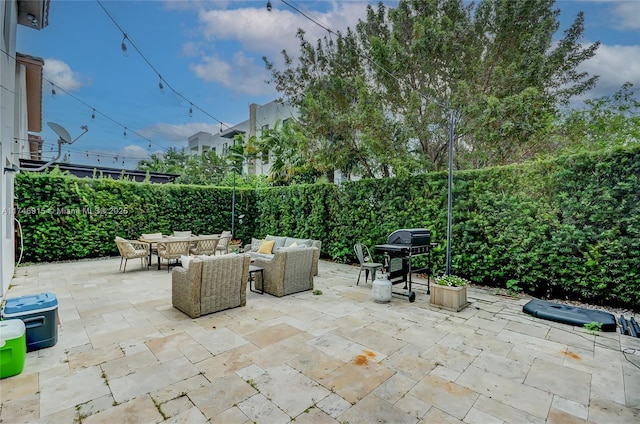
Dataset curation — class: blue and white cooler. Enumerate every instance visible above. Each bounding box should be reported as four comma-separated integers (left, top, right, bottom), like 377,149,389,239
1,292,59,351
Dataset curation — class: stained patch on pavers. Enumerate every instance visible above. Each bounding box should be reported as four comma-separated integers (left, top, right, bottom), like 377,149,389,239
318,359,395,404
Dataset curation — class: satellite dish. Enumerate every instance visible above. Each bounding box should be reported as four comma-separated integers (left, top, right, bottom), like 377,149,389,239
47,122,72,144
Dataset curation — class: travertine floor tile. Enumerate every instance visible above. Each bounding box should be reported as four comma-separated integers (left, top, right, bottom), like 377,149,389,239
408,374,478,420
5,258,638,424
337,394,419,424
82,395,163,423
588,398,640,424
457,365,552,419
318,358,395,404
39,365,111,417
524,358,591,405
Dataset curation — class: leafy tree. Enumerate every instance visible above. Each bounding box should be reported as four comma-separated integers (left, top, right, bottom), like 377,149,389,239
135,144,264,187
264,0,600,174
137,147,189,175
555,82,640,153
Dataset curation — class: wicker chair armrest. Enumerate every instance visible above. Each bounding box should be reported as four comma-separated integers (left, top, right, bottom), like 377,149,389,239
128,241,150,253
171,261,204,318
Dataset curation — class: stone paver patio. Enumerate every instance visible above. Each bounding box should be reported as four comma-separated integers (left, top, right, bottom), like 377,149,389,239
1,257,639,423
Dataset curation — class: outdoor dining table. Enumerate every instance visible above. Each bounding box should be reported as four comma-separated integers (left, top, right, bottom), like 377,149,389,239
138,235,219,270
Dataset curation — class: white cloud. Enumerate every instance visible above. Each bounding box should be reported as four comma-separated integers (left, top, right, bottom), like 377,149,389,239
180,41,200,57
197,3,365,57
188,2,370,92
137,122,222,142
121,144,152,160
610,1,640,30
190,51,271,95
579,43,640,98
43,59,87,92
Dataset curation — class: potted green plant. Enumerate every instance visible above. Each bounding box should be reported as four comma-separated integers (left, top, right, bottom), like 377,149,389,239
430,274,469,311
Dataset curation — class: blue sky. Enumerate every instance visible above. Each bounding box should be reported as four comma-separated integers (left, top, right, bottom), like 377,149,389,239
16,0,640,168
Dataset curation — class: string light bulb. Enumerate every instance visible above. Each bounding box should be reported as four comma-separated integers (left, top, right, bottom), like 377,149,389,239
51,83,56,98
189,103,193,118
91,108,96,121
121,34,129,57
123,127,127,138
266,1,272,12
158,76,164,93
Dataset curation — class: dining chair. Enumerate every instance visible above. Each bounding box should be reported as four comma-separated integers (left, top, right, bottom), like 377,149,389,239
190,235,219,256
157,238,191,272
115,237,149,273
354,243,383,285
216,231,232,255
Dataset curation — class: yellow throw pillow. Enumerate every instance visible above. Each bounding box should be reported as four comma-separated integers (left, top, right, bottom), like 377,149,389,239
257,240,275,254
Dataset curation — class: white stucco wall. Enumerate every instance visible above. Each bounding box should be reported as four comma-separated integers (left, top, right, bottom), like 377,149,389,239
1,0,19,298
1,1,32,298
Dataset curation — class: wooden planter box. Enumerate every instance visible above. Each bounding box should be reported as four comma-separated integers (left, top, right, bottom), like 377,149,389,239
429,284,468,312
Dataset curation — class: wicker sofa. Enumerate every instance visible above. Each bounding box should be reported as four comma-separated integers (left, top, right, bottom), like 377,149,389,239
250,246,317,297
245,235,321,276
171,253,251,318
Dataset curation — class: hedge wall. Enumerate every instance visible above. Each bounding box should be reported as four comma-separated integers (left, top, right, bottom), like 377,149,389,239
14,145,640,309
14,172,257,262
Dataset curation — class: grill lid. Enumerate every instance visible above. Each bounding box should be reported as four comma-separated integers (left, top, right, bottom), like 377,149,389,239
387,228,431,246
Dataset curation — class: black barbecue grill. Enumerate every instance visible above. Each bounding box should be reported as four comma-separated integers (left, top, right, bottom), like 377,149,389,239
374,228,436,302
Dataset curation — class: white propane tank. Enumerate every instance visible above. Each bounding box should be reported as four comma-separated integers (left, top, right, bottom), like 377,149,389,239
372,273,392,303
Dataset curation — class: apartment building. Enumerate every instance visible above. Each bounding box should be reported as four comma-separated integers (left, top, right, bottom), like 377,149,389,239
188,100,297,176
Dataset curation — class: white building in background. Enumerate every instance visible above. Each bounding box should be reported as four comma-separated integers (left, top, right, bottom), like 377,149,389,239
1,0,50,298
188,100,298,176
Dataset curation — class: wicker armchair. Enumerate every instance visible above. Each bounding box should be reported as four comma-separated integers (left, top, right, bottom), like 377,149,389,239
190,236,219,256
157,238,191,272
216,231,232,255
251,247,316,297
115,237,149,272
172,253,251,318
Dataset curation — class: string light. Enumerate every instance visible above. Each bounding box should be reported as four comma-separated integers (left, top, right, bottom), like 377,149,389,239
189,103,193,118
267,1,272,12
91,109,96,121
158,76,164,93
121,34,128,57
51,83,56,98
96,0,229,129
123,127,127,138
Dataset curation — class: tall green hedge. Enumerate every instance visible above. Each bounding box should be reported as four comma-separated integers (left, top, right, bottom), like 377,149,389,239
14,172,256,261
14,146,640,309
